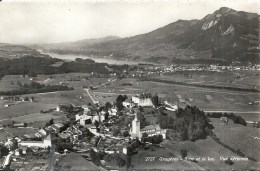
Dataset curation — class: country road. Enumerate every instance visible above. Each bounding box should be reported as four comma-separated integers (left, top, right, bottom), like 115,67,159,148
83,78,118,105
84,88,98,104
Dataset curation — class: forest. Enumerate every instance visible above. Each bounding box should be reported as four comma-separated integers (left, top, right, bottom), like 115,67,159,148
158,106,213,141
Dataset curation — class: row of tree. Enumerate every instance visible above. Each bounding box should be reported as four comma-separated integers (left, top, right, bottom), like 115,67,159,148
0,82,73,96
207,112,247,126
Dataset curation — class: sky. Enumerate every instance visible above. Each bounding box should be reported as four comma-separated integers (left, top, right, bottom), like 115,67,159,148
0,0,259,44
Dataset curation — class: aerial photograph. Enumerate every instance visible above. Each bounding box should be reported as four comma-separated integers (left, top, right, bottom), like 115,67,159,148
0,0,259,170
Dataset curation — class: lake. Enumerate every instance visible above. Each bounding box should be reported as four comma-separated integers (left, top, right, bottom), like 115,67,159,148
39,50,146,65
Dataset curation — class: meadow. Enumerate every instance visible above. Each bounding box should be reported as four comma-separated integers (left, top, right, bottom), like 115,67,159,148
0,75,32,91
154,70,259,90
160,136,259,170
56,152,99,171
0,102,56,120
211,118,260,161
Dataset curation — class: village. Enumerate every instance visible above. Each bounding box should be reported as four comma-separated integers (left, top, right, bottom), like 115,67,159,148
0,87,182,171
0,62,259,170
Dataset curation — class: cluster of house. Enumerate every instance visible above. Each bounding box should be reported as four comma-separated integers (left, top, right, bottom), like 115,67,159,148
75,105,117,126
91,137,128,155
1,132,52,169
58,125,83,143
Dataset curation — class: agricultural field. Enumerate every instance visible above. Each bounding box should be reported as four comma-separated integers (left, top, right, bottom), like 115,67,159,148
11,111,66,128
11,112,63,123
55,152,100,171
156,71,236,84
0,129,12,142
0,102,56,120
139,81,259,120
0,75,32,91
4,127,39,137
154,70,260,89
0,73,114,92
28,89,93,106
161,137,259,170
91,77,260,121
234,76,260,88
91,78,142,99
211,118,260,161
35,73,114,89
131,146,198,170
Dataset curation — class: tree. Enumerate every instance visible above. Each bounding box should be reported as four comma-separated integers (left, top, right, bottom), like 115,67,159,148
46,118,54,127
225,157,234,165
49,118,54,125
180,148,188,159
112,127,120,137
104,102,112,110
98,106,105,112
105,112,109,120
257,121,260,128
138,106,144,112
11,139,18,151
125,155,131,168
152,93,159,107
115,101,124,111
0,145,9,158
89,149,96,162
94,120,100,129
123,131,130,137
181,128,189,141
152,134,163,144
116,95,127,103
116,155,125,167
141,133,148,142
24,97,29,101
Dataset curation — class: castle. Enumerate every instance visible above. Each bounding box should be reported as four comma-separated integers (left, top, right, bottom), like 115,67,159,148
131,92,154,107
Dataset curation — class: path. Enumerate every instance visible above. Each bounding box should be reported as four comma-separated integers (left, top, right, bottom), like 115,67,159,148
84,89,99,104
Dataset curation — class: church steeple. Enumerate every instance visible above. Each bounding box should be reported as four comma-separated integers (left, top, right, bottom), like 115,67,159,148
133,113,138,121
131,113,140,137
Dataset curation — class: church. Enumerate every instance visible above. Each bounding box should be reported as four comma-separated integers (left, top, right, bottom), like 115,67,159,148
130,114,167,139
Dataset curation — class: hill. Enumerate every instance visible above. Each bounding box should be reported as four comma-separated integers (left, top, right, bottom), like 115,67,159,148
0,43,48,60
32,36,121,55
38,7,259,65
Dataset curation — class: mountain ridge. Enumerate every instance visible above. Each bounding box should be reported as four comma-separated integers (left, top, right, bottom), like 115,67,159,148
7,7,260,65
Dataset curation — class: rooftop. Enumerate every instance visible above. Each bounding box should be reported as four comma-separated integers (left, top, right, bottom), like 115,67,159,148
141,124,160,132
